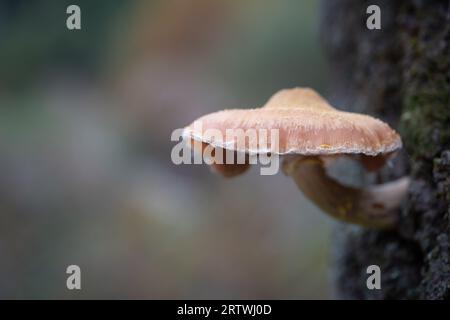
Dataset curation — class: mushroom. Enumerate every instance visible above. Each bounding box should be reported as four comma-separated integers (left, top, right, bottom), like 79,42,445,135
182,88,410,229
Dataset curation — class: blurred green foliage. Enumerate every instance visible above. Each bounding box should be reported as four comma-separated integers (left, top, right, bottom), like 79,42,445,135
0,0,136,91
0,0,331,299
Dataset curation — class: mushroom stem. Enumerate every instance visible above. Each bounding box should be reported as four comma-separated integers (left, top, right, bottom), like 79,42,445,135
283,156,410,229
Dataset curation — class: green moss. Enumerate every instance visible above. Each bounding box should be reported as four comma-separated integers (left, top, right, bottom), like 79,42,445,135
400,89,450,161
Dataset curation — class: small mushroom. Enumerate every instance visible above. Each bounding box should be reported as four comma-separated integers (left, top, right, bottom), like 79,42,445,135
182,88,410,229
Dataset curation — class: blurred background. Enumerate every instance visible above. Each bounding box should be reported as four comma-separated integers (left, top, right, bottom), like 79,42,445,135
0,0,332,298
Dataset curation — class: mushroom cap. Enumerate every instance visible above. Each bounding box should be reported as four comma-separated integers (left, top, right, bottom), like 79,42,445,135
183,87,402,157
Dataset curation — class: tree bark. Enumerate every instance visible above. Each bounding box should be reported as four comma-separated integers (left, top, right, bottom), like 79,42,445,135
321,0,450,299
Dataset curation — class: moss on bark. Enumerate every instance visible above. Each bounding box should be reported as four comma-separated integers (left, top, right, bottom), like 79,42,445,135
321,0,450,299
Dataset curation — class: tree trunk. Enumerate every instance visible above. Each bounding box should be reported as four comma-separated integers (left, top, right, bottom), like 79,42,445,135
321,0,450,299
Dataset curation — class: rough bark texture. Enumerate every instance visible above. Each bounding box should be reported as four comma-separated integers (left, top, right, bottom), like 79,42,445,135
321,0,450,299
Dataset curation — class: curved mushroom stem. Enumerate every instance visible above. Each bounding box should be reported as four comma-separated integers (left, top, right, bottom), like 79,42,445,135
283,156,410,229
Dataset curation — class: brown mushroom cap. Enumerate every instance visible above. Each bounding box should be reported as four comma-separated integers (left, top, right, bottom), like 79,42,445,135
181,88,408,228
183,87,401,157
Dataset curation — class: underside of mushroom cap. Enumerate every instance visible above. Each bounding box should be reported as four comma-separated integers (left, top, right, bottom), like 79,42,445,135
183,88,402,158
